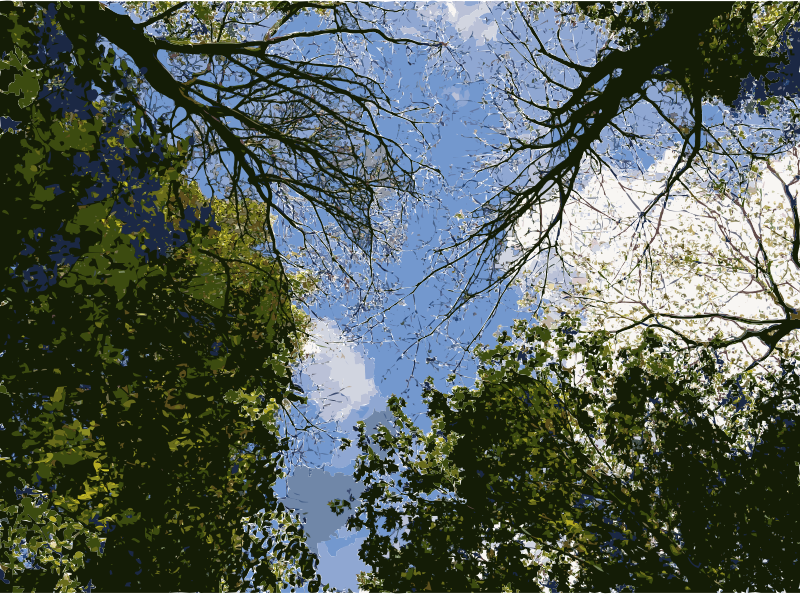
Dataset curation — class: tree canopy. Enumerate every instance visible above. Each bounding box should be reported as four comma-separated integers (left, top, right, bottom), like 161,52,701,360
11,2,800,372
60,1,436,321
1,3,322,590
5,1,800,591
435,2,800,367
336,313,800,591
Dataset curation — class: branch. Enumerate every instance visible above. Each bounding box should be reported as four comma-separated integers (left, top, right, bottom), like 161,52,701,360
136,2,188,29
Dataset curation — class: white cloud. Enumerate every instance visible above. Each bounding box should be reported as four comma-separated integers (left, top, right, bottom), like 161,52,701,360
442,85,470,107
302,318,379,423
398,1,499,46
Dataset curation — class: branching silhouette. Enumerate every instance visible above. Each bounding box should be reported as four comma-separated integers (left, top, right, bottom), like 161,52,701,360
418,2,800,365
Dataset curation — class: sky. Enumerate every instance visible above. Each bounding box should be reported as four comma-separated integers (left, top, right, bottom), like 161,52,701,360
106,2,800,591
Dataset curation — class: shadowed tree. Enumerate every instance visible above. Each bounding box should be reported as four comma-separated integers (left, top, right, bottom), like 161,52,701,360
1,5,322,591
52,1,438,321
333,312,800,591
16,2,800,369
425,2,800,365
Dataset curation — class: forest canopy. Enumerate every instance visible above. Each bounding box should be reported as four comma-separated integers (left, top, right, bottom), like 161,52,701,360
3,1,800,592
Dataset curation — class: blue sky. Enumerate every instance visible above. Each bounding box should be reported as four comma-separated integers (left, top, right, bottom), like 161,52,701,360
105,2,800,590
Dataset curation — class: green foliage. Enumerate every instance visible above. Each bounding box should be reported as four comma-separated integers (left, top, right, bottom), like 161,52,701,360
575,1,800,106
0,5,321,591
123,1,338,47
339,313,800,591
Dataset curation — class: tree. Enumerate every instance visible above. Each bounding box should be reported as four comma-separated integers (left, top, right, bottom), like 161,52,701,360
53,1,438,325
520,133,800,377
430,2,800,358
1,5,321,591
334,312,800,591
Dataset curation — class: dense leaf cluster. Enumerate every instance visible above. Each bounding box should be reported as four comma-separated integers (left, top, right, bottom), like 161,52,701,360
337,313,800,591
574,0,800,152
1,4,320,591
